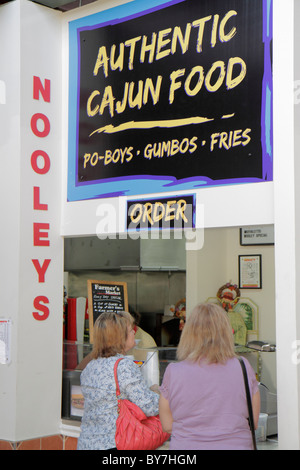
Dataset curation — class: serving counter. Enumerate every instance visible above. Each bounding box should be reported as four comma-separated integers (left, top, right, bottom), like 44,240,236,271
62,341,177,422
61,340,277,439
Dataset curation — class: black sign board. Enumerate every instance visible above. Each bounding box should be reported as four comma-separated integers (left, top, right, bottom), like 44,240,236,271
87,280,128,342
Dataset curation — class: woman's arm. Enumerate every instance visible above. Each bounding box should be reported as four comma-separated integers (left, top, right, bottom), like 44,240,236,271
121,361,159,416
252,390,260,430
159,394,173,434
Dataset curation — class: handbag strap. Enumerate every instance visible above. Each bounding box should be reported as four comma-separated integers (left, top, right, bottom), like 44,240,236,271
238,356,257,450
114,358,123,398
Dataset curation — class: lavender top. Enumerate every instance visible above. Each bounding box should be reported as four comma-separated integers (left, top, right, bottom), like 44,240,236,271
160,357,258,450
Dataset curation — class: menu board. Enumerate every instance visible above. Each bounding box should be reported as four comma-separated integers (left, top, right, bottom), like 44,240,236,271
87,280,128,342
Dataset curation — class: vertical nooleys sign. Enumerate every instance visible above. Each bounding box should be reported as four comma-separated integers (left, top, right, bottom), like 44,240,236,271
68,0,273,201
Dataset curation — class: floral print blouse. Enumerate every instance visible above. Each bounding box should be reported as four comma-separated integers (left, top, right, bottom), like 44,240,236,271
77,354,159,450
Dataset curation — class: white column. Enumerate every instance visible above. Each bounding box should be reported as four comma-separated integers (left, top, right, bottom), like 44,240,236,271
0,0,63,441
273,0,300,450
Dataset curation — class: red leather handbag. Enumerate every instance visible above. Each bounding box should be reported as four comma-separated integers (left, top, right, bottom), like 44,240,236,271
114,358,170,450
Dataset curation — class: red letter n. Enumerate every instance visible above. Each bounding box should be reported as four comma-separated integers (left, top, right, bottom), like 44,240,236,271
33,76,50,103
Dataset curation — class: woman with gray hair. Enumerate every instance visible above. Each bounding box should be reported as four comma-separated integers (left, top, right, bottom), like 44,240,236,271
159,303,260,450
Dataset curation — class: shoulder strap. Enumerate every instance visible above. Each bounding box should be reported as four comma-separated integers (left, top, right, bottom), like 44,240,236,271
237,356,257,450
114,358,123,397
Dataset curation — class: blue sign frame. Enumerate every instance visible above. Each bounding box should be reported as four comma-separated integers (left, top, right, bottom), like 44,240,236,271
68,0,273,202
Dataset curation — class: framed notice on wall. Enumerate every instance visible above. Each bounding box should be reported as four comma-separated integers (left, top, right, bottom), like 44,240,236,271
68,0,273,202
87,280,128,343
239,255,262,289
240,225,274,246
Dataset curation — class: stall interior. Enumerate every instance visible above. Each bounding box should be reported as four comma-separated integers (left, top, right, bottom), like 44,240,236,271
62,235,187,421
62,229,278,440
64,235,187,346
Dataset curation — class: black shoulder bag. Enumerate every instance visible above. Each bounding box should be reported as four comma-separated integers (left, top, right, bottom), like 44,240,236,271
238,356,257,450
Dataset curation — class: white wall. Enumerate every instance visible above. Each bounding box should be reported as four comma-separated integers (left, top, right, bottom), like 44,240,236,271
60,0,300,450
60,0,277,405
272,0,300,450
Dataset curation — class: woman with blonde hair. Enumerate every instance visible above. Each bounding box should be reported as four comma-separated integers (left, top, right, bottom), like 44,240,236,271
77,311,159,450
159,303,260,450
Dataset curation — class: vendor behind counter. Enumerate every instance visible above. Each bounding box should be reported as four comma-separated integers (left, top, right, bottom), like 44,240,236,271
127,310,157,362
